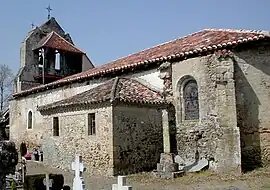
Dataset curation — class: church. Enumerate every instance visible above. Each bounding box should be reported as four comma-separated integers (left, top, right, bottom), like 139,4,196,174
9,16,270,176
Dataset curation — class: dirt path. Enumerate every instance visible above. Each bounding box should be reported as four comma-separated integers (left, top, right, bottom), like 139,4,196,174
26,161,270,190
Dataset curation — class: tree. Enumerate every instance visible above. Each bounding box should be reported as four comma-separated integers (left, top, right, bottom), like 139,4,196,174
0,64,13,111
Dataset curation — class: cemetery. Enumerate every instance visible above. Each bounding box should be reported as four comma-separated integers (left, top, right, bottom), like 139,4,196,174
0,138,270,190
0,3,269,190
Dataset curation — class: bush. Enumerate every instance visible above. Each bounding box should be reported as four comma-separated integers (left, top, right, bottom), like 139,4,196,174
11,179,17,190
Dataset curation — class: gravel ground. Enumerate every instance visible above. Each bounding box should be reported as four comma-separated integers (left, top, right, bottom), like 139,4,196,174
26,161,270,190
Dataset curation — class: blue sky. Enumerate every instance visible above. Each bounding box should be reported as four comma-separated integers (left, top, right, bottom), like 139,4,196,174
0,0,269,73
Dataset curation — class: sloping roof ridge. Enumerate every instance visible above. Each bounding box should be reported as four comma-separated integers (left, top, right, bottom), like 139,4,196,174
52,31,85,54
40,31,54,47
23,27,41,43
39,18,51,28
105,29,207,64
39,17,59,29
96,27,267,65
129,77,163,95
110,77,120,102
14,28,269,98
204,28,269,35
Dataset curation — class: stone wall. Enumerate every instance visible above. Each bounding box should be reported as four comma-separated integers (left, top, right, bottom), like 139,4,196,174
82,54,94,71
112,104,163,175
18,29,42,84
38,17,65,36
233,42,270,171
19,17,66,78
9,78,108,151
171,53,241,173
10,68,162,142
10,68,162,146
9,69,163,173
40,105,114,176
20,81,41,91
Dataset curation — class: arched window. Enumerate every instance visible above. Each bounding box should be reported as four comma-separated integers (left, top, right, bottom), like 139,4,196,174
28,111,33,129
183,80,199,120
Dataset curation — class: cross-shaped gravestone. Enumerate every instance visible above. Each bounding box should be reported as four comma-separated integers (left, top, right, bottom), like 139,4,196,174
43,174,53,190
112,176,132,190
72,154,86,190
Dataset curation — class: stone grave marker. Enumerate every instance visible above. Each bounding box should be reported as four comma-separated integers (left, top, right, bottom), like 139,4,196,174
112,176,132,190
24,174,64,190
183,158,208,172
43,173,53,190
72,154,86,190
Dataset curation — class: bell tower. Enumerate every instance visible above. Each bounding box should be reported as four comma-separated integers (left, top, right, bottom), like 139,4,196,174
14,15,94,93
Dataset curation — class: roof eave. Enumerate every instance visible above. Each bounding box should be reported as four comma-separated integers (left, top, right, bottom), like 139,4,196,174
12,34,269,99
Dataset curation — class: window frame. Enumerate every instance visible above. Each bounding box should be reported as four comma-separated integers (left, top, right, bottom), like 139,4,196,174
176,75,200,123
53,117,60,136
27,110,33,130
87,113,96,136
182,79,199,121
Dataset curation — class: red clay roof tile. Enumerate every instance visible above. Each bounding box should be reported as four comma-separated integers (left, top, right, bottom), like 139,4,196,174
37,77,165,111
14,28,269,97
34,31,84,54
42,29,269,83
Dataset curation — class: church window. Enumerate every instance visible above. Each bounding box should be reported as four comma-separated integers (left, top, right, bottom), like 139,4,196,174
88,113,96,135
183,79,199,120
27,111,33,129
53,117,60,136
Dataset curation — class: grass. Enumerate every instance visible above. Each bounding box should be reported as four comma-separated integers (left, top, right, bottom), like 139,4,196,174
27,161,270,190
127,167,270,189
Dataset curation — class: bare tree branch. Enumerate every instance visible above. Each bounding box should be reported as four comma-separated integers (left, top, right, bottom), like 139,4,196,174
0,64,13,111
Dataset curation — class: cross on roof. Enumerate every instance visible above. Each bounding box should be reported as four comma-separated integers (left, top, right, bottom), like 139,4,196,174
46,5,53,20
72,155,85,178
31,23,35,29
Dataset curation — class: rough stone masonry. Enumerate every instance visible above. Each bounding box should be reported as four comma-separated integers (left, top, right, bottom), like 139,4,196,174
9,22,270,176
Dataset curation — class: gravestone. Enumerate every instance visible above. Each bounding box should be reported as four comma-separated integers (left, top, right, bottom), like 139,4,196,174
20,142,27,157
153,109,184,179
72,154,86,190
183,158,208,172
0,132,18,189
24,174,64,190
174,155,209,172
43,173,53,190
112,176,132,190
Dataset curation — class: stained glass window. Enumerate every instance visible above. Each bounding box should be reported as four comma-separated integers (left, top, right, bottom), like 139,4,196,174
183,80,199,120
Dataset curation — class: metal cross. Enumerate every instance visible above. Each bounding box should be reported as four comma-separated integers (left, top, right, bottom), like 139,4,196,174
31,22,35,29
46,5,53,20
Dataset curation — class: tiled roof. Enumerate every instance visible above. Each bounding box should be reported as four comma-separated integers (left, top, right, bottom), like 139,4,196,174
14,28,270,98
34,31,84,54
37,77,165,111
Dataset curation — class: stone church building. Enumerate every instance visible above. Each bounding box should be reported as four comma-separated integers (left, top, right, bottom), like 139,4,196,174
9,17,270,176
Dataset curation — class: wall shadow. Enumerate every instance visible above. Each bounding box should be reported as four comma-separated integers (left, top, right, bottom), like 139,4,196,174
168,105,178,154
234,61,261,172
